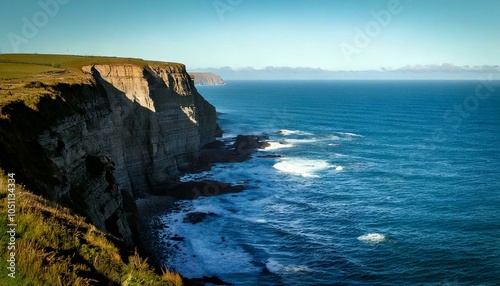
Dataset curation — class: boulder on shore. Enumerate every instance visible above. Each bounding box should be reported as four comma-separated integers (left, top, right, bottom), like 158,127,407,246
183,212,217,224
189,135,271,171
157,180,245,200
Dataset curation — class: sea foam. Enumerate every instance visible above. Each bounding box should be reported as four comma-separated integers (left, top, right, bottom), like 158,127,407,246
159,205,260,278
277,129,313,136
263,141,294,150
338,132,363,137
285,138,319,144
266,259,310,274
273,158,331,178
357,233,386,243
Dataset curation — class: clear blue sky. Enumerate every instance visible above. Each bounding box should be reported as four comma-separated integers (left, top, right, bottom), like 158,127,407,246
1,0,499,70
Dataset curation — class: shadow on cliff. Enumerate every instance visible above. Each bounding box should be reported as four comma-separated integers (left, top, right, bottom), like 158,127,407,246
0,96,82,195
89,66,216,195
0,66,217,250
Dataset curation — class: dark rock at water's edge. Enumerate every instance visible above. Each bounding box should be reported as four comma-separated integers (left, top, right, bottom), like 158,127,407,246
233,135,271,151
215,125,224,137
183,211,218,224
0,59,220,247
169,235,185,242
156,180,245,200
0,55,242,285
202,140,226,149
190,134,270,171
153,135,271,284
258,154,282,158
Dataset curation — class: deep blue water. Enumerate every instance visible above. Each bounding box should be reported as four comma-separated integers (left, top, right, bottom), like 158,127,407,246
158,81,500,285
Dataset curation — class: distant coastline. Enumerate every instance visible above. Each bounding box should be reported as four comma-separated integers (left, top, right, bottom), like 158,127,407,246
190,65,500,81
189,72,225,86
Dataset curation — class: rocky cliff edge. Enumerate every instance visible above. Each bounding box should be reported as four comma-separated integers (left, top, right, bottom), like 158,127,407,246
0,58,219,245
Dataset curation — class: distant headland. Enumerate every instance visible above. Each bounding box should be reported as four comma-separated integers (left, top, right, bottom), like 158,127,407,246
189,72,225,85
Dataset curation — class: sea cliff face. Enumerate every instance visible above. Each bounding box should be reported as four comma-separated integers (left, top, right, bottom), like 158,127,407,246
189,72,225,85
0,62,218,245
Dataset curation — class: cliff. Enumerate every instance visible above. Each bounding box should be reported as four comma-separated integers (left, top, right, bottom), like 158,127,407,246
189,72,225,85
0,55,219,246
0,171,183,285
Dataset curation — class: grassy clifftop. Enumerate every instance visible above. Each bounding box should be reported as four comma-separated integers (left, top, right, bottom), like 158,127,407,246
0,54,181,78
0,54,184,110
0,169,182,285
0,54,193,285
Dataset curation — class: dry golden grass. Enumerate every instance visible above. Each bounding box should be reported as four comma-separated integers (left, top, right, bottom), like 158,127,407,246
0,55,187,284
0,53,184,111
162,267,184,286
0,169,182,285
0,53,181,77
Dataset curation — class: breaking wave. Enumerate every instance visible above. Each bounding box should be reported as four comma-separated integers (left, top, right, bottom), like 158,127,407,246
273,158,332,178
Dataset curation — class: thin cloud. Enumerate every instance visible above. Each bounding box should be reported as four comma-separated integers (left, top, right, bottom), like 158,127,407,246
395,63,500,73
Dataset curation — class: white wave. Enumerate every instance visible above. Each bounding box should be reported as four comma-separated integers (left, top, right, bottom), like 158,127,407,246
277,129,313,136
329,132,364,141
335,166,344,171
255,219,268,224
159,209,260,278
266,259,283,273
266,259,310,274
284,138,319,144
283,266,311,273
180,171,212,182
273,158,332,178
184,237,258,276
357,233,386,243
334,132,363,137
263,141,294,151
338,132,363,137
191,202,226,215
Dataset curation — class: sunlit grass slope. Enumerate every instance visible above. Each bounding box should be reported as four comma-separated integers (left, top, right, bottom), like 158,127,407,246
0,169,183,286
0,53,183,110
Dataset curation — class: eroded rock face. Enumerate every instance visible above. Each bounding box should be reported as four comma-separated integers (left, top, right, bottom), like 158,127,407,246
1,63,218,245
83,64,218,195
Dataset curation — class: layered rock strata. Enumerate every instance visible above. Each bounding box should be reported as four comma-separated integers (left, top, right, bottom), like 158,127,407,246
0,63,218,245
189,72,225,85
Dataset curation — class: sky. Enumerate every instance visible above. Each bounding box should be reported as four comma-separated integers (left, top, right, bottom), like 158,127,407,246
1,0,499,75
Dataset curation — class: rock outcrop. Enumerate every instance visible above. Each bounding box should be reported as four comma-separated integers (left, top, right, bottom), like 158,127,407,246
189,72,225,85
0,62,218,245
158,180,245,200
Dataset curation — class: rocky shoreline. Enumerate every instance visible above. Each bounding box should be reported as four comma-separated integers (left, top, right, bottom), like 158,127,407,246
0,55,263,285
135,195,232,285
136,134,273,285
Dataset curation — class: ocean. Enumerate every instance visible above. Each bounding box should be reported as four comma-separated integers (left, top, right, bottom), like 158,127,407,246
157,81,500,285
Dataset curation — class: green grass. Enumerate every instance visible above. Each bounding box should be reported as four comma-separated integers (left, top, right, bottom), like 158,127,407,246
0,53,186,112
0,169,183,285
0,63,64,79
0,54,189,284
0,54,182,77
